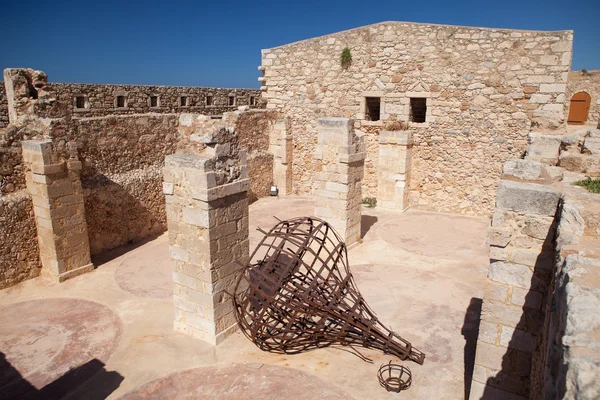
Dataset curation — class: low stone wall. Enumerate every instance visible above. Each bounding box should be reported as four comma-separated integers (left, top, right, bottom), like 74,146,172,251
470,156,600,399
566,70,600,125
0,192,41,289
41,83,261,118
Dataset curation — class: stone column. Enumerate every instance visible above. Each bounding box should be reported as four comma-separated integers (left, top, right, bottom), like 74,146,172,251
21,140,93,282
470,159,561,400
314,117,365,247
269,117,293,195
164,117,249,345
377,130,413,211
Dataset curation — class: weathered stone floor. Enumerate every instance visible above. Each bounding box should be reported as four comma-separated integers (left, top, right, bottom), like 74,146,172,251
0,196,489,399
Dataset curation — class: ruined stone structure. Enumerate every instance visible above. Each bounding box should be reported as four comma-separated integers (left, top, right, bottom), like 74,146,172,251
165,115,250,345
0,68,268,289
566,70,600,125
471,125,600,399
260,21,573,215
313,118,365,246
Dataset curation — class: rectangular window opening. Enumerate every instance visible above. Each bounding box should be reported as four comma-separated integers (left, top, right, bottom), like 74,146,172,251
179,96,188,107
75,96,86,109
206,95,213,106
150,96,158,107
410,98,427,123
365,97,381,121
229,96,235,106
116,95,126,108
249,96,255,106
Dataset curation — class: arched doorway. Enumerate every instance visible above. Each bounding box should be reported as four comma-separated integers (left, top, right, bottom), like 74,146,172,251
567,92,591,125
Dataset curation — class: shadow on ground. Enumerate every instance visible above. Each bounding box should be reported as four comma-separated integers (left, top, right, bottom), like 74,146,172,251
0,352,123,400
462,297,482,399
361,215,378,237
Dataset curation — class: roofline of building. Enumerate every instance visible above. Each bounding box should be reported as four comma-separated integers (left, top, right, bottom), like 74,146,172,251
262,20,574,52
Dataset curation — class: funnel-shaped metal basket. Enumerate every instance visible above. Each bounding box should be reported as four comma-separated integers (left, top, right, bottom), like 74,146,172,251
232,217,425,365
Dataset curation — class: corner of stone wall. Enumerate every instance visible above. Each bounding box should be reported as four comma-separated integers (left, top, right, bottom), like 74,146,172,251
470,158,561,399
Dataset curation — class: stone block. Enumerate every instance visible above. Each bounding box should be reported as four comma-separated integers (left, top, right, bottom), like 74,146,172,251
511,287,543,309
488,226,512,247
474,341,508,370
482,300,523,327
479,321,500,345
526,134,561,165
583,137,600,155
488,261,533,289
495,180,561,216
484,280,510,302
502,159,546,181
500,327,535,353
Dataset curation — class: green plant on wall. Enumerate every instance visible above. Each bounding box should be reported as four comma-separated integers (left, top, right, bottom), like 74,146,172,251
341,47,352,70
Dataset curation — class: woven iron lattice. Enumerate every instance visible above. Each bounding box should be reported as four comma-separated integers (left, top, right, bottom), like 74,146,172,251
232,216,425,365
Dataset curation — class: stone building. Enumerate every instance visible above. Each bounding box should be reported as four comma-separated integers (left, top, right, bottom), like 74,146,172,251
260,21,573,215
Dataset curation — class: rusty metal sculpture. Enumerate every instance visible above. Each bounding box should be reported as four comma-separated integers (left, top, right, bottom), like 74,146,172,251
232,216,425,368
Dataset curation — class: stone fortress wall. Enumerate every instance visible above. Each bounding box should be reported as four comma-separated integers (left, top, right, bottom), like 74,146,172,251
260,21,573,215
0,68,266,289
0,84,7,127
566,70,600,124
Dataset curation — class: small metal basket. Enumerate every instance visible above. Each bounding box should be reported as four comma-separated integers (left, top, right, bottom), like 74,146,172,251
377,361,412,392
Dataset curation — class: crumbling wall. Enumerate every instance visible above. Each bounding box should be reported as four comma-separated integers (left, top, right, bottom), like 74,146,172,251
0,84,8,128
261,22,573,215
566,70,600,125
67,114,179,254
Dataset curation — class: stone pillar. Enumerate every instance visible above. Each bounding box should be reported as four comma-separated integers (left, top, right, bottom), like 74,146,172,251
21,140,93,282
377,130,413,211
313,117,365,247
164,116,250,345
470,160,561,400
269,117,293,195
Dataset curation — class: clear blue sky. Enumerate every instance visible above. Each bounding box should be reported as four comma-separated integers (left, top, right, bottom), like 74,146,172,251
1,0,598,88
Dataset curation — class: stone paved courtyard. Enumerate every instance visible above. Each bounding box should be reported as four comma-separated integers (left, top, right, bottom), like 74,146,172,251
0,196,489,399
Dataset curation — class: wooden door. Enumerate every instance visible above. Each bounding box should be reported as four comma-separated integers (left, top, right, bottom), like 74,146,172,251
567,92,591,125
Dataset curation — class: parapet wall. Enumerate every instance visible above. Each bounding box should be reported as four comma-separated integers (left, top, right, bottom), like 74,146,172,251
261,21,573,215
0,68,270,289
43,83,261,118
470,131,600,399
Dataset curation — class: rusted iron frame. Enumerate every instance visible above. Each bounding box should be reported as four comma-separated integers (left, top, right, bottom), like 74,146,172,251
232,216,425,365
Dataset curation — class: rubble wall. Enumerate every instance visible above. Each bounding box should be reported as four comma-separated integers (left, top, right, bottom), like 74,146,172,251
261,21,573,215
0,69,268,288
0,84,7,128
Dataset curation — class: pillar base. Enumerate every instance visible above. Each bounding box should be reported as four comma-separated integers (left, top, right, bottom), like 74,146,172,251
42,263,95,283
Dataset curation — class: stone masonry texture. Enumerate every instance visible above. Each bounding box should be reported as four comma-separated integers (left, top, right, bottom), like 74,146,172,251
0,68,266,289
313,117,365,246
164,115,250,345
21,140,93,282
260,21,573,215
